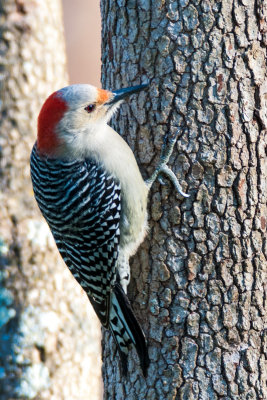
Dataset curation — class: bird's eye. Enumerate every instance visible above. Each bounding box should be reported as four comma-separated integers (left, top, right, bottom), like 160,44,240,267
84,104,96,113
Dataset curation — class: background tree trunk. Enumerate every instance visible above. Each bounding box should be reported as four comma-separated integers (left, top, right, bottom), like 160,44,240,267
0,1,101,398
100,0,267,398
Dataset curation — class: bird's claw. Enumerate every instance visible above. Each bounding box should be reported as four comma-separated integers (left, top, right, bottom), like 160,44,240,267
146,132,189,198
157,174,166,186
159,165,190,198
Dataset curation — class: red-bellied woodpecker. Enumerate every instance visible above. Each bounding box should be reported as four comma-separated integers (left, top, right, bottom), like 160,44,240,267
30,83,189,376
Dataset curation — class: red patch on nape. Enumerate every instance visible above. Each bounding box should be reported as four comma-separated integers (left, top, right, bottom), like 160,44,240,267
37,92,68,155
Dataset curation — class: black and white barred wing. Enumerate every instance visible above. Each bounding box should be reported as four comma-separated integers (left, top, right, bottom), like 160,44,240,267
54,174,121,327
31,146,121,326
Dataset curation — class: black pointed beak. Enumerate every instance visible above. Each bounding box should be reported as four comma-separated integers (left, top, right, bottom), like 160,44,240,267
107,83,149,105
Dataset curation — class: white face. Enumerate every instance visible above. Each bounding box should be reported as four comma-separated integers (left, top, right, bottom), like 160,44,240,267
55,84,121,157
57,84,112,131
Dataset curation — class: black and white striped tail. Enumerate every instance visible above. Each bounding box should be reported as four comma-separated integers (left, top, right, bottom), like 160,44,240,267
109,282,149,376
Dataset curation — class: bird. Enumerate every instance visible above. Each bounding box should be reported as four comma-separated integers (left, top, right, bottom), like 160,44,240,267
30,82,189,376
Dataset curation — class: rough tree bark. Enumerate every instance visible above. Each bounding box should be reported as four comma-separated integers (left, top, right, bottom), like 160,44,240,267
0,1,101,399
100,0,267,399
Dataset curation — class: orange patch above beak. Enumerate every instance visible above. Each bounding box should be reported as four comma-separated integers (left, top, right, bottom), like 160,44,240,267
97,88,112,104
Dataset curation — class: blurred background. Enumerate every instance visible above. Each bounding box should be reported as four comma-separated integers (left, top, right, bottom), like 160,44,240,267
62,2,102,397
62,0,101,87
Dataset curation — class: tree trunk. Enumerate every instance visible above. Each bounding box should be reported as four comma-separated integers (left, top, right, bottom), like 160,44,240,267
100,0,267,398
0,1,101,398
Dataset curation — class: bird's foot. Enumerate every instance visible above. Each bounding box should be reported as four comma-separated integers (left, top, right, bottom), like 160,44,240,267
146,133,189,198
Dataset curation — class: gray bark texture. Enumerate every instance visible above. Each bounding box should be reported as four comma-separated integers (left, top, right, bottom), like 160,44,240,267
100,0,267,399
0,1,101,399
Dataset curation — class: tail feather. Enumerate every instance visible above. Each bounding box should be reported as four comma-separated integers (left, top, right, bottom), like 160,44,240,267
109,282,149,376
